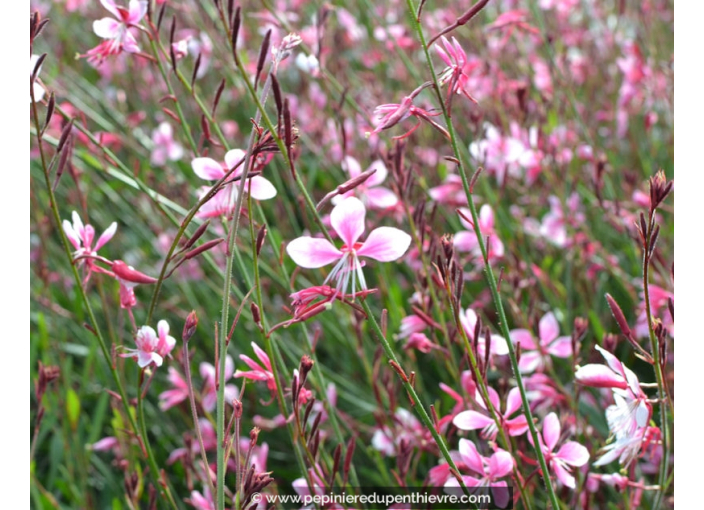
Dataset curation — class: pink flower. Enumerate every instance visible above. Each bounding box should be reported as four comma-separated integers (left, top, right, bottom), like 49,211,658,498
235,342,276,392
435,36,478,102
200,356,238,412
509,312,572,373
453,387,529,440
158,367,189,410
371,408,428,457
84,0,147,65
458,307,509,359
370,94,445,139
443,439,514,508
429,174,467,206
454,206,505,262
469,123,541,184
150,122,184,166
192,149,276,218
575,345,652,467
62,211,117,280
335,157,398,209
530,412,589,489
121,320,176,368
286,197,411,296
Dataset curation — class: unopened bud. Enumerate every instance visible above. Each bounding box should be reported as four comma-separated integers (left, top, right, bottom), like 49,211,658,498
249,426,260,445
233,398,243,418
256,225,267,256
250,302,261,326
605,294,632,339
182,310,198,342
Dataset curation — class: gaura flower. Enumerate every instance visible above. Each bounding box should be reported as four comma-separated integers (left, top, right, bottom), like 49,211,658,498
286,197,411,297
453,386,529,440
235,342,276,392
443,439,514,508
509,311,572,373
335,156,398,209
192,149,276,218
121,320,176,368
84,0,147,65
529,412,589,489
62,211,117,281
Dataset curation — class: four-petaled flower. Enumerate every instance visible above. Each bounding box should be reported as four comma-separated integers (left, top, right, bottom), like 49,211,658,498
529,412,589,489
85,0,147,65
455,206,505,262
121,320,176,368
150,122,184,166
510,311,572,373
575,345,652,467
335,157,398,210
62,211,117,281
286,197,411,297
435,36,478,102
443,439,514,508
192,149,277,218
453,386,529,441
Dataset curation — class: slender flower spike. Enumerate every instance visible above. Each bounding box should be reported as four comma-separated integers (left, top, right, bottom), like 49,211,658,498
529,412,590,489
121,320,176,368
84,0,148,65
286,197,411,297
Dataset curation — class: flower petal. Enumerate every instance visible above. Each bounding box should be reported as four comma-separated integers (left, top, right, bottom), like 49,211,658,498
286,237,342,268
488,450,514,478
551,459,576,489
556,441,590,466
453,410,494,431
542,412,560,452
364,187,398,209
366,160,388,186
246,175,277,200
458,438,485,475
95,222,117,251
224,149,246,172
539,312,560,344
192,157,225,180
356,227,411,261
574,364,628,389
331,196,366,247
93,17,121,39
547,335,572,358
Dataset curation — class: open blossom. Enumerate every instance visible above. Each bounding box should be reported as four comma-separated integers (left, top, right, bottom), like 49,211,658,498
235,342,276,392
335,157,398,209
121,320,176,368
192,149,276,218
454,206,505,262
453,386,529,441
575,345,652,467
529,412,590,489
509,311,572,373
443,439,514,508
286,197,411,297
435,36,478,102
371,408,429,457
150,122,184,166
84,0,147,65
469,122,542,184
62,211,117,280
200,357,239,412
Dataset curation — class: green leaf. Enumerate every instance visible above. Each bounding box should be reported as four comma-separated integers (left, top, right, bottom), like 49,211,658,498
66,388,80,431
